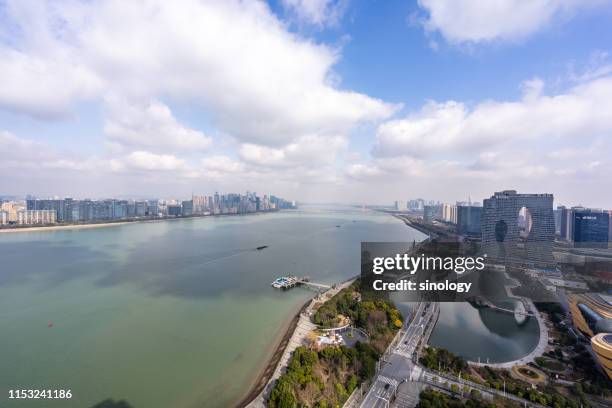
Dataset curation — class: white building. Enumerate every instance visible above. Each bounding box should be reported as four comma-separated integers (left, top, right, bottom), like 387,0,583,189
394,201,406,211
0,210,8,225
441,203,457,224
17,210,57,225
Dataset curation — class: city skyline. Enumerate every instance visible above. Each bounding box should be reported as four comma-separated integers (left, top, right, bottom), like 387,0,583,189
1,1,612,207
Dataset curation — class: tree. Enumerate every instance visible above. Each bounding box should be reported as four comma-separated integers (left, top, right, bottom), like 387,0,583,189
269,377,297,408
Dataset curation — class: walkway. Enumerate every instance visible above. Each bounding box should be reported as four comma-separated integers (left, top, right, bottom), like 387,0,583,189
246,278,356,407
470,297,549,369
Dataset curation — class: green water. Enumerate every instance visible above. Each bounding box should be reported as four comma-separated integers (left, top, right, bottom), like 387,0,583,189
0,207,424,408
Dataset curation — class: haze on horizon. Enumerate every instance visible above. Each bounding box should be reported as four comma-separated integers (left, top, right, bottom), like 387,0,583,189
1,0,612,208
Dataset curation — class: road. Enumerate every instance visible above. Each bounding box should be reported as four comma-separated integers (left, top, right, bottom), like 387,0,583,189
359,302,438,408
417,369,548,408
354,299,546,408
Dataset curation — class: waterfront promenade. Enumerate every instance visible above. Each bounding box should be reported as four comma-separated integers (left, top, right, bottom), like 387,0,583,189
469,297,549,369
245,278,356,408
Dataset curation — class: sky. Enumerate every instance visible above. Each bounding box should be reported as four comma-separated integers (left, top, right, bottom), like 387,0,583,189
1,0,612,207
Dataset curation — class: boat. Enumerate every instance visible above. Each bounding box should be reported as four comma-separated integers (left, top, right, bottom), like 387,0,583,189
256,245,268,250
271,275,299,289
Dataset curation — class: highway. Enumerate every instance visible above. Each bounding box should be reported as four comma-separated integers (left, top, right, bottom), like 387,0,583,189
358,302,438,408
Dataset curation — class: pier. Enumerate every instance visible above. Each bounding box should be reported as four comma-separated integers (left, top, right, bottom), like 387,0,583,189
270,276,332,291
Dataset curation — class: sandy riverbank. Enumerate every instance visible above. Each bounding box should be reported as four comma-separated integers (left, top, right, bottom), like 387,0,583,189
0,210,287,234
0,222,130,233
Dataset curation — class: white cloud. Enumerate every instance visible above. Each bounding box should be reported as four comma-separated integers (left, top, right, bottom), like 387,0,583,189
373,76,612,158
104,98,212,152
417,0,605,44
0,130,102,171
281,0,348,27
200,156,245,174
113,151,187,171
0,0,395,147
352,74,612,204
0,47,102,119
238,134,347,168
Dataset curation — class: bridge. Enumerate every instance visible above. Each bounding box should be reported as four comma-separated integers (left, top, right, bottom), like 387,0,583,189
301,280,332,290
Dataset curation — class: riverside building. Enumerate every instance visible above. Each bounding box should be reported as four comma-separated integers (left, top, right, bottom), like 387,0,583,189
559,208,610,248
481,190,555,270
457,205,483,236
17,209,56,225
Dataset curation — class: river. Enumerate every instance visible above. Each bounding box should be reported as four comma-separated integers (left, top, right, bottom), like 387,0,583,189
0,206,423,408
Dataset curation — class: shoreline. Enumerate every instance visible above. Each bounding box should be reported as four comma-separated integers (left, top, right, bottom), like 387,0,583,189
237,213,421,407
0,222,130,233
236,299,310,408
240,277,358,407
0,210,287,234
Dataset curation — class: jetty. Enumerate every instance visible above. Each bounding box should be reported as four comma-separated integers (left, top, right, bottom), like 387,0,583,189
271,276,332,291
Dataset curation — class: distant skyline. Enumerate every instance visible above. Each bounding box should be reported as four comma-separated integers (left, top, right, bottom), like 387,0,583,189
1,0,612,207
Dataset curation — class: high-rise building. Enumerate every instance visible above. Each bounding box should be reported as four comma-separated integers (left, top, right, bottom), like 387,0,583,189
167,204,182,217
192,195,206,214
134,201,147,217
457,205,483,235
1,201,23,223
572,209,609,248
63,198,74,222
394,201,406,211
481,190,555,269
146,200,159,217
17,210,57,225
423,205,436,222
181,200,193,216
554,205,564,236
27,199,65,221
0,210,8,225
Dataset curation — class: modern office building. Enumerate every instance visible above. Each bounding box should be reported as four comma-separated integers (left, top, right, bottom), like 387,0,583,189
192,195,207,214
557,207,610,248
27,199,65,221
554,205,564,236
181,200,193,216
167,204,182,217
423,205,436,222
457,205,483,235
572,209,609,248
481,190,555,269
134,201,147,217
146,200,159,216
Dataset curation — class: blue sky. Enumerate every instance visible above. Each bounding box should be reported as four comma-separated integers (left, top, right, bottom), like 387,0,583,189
1,0,612,207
